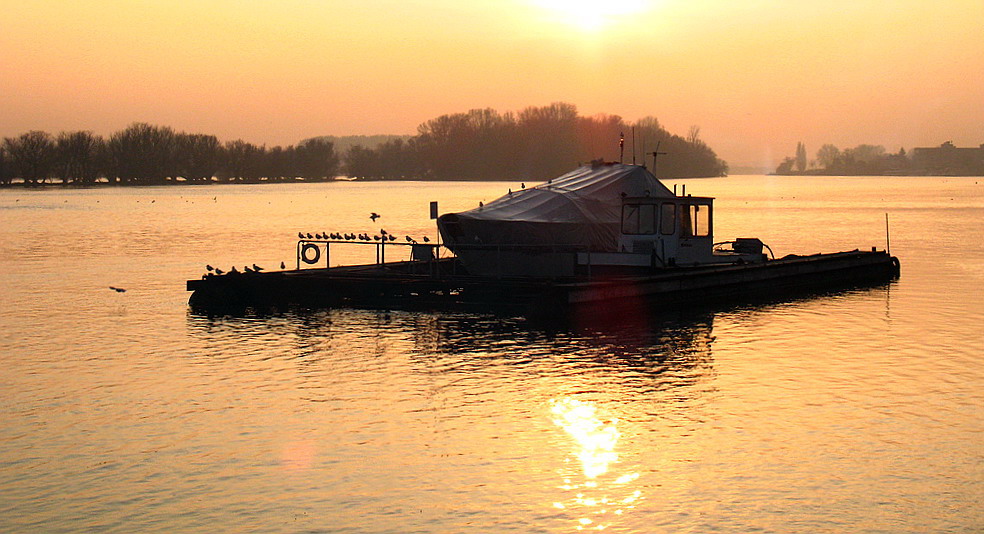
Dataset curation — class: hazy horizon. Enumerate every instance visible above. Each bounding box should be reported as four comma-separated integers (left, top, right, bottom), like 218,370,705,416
2,0,982,168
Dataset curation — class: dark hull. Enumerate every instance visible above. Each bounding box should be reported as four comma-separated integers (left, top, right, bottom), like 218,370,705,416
187,249,900,316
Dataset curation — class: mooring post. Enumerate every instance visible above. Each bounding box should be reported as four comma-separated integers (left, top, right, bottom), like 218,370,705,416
885,213,891,255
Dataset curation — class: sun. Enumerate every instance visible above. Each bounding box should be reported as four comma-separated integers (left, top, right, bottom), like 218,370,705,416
532,0,652,31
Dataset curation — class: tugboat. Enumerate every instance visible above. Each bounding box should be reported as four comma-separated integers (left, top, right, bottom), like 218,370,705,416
187,162,900,314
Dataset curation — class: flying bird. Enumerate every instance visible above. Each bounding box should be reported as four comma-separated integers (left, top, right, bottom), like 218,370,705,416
108,286,126,293
370,212,380,222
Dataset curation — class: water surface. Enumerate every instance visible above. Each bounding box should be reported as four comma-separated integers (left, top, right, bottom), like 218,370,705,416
1,176,981,532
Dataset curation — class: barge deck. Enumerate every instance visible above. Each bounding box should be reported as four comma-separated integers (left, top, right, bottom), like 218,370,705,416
187,248,900,315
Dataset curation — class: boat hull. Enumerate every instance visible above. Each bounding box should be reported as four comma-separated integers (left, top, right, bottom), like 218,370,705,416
187,250,900,316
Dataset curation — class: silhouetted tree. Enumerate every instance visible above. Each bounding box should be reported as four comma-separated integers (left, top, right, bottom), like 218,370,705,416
3,131,55,185
106,123,177,184
0,145,11,185
294,138,340,180
54,131,103,185
816,144,841,170
175,133,220,182
222,139,264,182
776,156,796,174
795,142,807,172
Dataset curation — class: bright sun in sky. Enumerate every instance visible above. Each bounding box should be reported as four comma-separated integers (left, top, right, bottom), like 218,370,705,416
532,0,651,31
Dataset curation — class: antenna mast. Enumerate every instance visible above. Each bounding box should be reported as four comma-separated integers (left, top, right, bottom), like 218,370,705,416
651,141,667,174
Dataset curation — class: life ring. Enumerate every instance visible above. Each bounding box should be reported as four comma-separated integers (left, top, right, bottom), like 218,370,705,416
301,243,321,265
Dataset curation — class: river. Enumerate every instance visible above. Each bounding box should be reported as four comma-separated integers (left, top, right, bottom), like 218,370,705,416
1,175,981,532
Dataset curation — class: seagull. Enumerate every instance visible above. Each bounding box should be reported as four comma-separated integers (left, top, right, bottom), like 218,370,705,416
521,183,525,189
244,266,254,272
215,268,224,275
253,264,263,271
315,233,322,239
373,235,380,241
280,261,286,269
423,236,430,243
405,236,413,242
108,286,126,293
306,233,314,239
298,232,305,239
206,264,214,271
479,201,484,208
380,228,387,236
370,212,380,222
388,235,396,241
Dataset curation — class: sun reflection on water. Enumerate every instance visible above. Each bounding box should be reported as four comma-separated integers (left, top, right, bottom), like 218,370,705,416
550,398,642,531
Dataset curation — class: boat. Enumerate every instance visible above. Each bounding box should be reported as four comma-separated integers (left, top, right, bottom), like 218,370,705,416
187,162,900,315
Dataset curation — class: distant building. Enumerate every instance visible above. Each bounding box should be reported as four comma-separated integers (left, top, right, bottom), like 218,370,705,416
910,141,984,175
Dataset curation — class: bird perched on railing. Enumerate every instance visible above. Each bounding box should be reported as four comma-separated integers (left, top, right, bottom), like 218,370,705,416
423,236,430,243
215,268,224,275
206,265,214,272
298,232,305,239
253,264,263,272
306,233,314,239
280,262,286,269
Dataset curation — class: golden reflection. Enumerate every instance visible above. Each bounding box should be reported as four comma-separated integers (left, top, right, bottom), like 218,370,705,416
550,398,642,531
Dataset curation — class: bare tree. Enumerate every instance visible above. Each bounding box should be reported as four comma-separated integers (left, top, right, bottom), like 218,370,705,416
0,145,10,185
106,123,176,184
222,139,264,182
54,131,103,185
175,133,220,182
3,131,55,185
294,138,340,181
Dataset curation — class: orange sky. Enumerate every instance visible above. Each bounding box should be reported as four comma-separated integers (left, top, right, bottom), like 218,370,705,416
2,0,982,169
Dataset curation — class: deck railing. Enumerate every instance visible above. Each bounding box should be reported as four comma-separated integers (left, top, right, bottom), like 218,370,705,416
295,239,593,278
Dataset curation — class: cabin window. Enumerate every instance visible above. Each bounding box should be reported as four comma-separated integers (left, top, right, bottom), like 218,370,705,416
622,204,656,234
680,204,710,237
660,203,676,235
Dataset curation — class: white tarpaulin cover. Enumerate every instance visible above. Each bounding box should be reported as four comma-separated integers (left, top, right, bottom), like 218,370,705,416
438,163,673,253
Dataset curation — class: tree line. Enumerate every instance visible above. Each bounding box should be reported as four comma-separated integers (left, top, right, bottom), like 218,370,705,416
1,103,728,186
343,103,727,181
0,124,339,186
774,141,984,176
